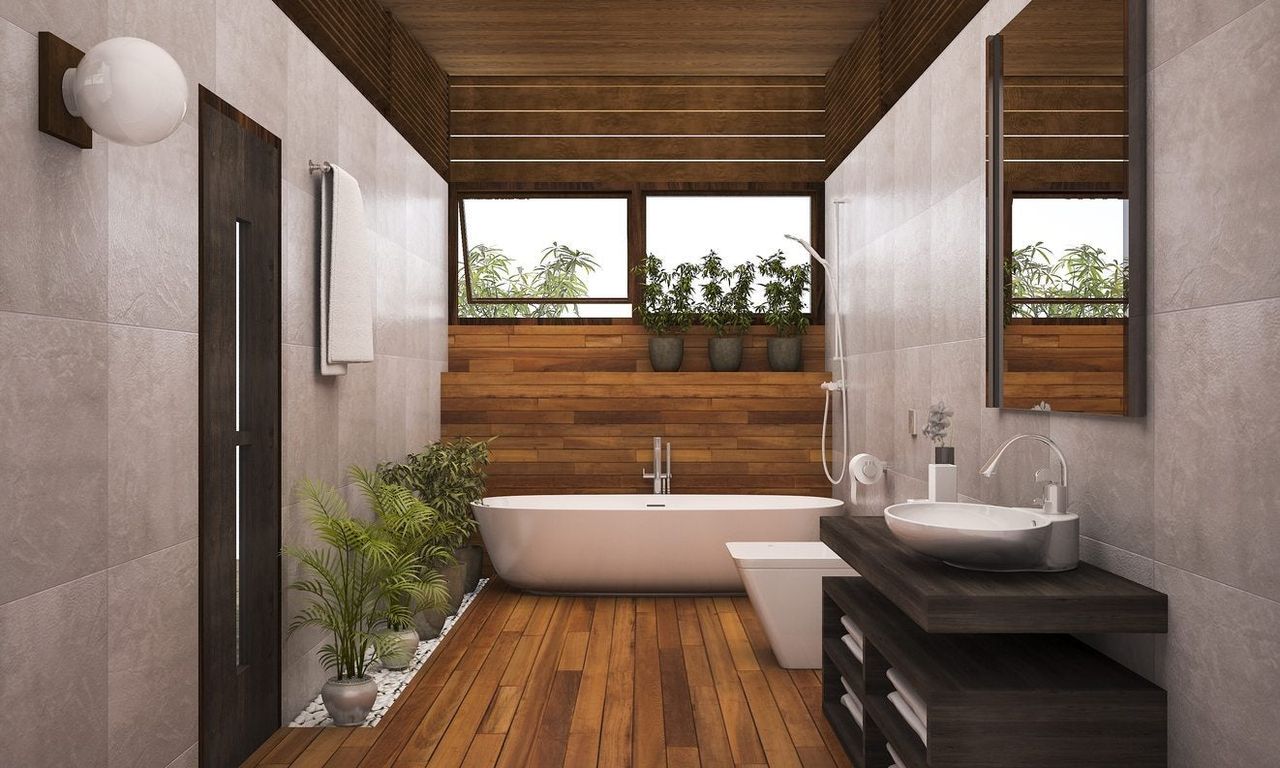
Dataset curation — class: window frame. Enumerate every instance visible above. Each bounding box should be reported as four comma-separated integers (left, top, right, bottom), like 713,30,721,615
449,182,825,325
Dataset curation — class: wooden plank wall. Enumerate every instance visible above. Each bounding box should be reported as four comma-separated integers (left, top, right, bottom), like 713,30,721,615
825,0,988,172
450,77,826,183
448,325,826,374
273,0,450,179
442,372,833,496
1000,0,1128,192
1003,320,1126,412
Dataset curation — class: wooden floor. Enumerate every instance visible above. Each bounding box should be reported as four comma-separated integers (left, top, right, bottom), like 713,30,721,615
245,581,852,768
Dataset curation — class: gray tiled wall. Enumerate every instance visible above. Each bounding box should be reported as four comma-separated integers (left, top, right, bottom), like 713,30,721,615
824,0,1280,764
0,0,449,764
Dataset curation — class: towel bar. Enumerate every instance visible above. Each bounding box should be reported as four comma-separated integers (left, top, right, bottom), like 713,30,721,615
308,160,332,174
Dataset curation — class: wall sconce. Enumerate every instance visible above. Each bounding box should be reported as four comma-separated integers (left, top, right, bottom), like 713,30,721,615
38,32,187,149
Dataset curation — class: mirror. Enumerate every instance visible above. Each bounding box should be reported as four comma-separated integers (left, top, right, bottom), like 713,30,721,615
986,0,1146,416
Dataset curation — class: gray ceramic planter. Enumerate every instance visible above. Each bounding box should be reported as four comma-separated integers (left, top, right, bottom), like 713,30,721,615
767,336,804,371
648,336,684,371
454,545,483,593
381,626,419,671
708,336,744,372
321,676,377,726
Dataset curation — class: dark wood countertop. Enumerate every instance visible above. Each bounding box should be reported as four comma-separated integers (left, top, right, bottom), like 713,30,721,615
820,516,1168,634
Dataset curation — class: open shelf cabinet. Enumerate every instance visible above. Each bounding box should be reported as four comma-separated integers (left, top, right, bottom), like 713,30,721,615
822,576,1166,768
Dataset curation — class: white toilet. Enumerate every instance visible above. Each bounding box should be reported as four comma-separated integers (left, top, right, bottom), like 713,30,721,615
726,541,857,669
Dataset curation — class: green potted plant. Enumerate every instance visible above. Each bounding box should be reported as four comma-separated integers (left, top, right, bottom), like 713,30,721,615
699,252,756,371
351,467,452,670
634,254,697,371
378,437,493,632
757,250,811,371
283,475,426,725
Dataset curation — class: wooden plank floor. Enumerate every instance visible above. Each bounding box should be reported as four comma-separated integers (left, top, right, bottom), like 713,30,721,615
249,581,852,768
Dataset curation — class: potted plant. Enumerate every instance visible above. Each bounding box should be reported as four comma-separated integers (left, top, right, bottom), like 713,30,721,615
283,476,426,725
634,254,697,371
378,437,493,632
351,467,452,670
756,250,811,371
699,252,756,372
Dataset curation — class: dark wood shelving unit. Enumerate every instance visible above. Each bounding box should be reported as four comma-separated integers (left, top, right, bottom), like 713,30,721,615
821,516,1168,633
819,518,1169,768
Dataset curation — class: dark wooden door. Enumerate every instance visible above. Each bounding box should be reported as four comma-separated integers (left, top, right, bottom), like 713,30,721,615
198,86,282,768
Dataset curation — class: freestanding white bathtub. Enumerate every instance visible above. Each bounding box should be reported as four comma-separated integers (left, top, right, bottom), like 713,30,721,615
473,494,844,594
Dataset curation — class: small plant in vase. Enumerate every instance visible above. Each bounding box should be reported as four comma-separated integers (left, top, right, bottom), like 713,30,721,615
699,252,756,371
756,251,811,371
923,401,957,502
284,474,431,725
634,254,698,371
923,401,955,465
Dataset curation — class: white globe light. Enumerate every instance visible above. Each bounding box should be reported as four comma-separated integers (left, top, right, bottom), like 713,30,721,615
62,37,187,146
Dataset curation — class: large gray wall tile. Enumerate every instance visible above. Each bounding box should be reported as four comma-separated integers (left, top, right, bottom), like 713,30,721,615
108,124,200,332
1153,299,1280,601
214,0,287,137
1150,0,1280,313
1149,0,1270,69
0,21,108,322
1050,412,1154,557
0,312,108,604
1155,565,1280,768
107,325,198,566
0,573,108,767
107,540,198,768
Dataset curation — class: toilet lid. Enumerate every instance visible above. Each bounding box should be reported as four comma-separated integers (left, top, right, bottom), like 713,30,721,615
725,541,851,569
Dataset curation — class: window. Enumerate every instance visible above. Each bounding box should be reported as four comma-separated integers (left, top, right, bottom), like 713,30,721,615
1009,196,1128,319
645,195,814,309
452,189,821,321
458,196,631,319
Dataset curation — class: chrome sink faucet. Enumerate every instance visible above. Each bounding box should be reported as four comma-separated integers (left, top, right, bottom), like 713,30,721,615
979,434,1069,515
642,436,672,494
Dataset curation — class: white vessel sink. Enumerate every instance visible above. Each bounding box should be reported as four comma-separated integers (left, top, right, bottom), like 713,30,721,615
884,502,1079,572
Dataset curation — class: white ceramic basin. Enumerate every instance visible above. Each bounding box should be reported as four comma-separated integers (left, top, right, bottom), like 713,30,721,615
884,502,1079,572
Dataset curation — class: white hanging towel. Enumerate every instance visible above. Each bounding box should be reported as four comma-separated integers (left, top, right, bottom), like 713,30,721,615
319,163,374,375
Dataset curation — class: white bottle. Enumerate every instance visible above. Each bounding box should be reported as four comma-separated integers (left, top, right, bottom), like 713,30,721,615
928,460,957,503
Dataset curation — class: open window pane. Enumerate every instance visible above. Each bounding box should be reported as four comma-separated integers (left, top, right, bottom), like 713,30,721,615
645,195,813,308
459,196,630,319
1009,197,1127,318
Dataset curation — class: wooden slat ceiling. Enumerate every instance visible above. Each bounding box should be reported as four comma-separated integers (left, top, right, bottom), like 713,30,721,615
378,0,888,76
450,75,827,183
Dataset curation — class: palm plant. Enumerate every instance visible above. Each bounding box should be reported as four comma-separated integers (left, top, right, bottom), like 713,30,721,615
457,242,599,319
283,477,422,680
350,467,453,632
1008,241,1127,320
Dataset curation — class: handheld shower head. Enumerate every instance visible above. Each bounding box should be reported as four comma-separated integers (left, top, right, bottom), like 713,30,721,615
784,233,828,267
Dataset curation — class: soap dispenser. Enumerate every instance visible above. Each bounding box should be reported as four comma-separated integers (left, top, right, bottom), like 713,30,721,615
923,402,957,503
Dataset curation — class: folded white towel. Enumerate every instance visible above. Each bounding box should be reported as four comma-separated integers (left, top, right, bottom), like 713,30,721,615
887,742,905,766
887,668,928,727
840,614,865,648
841,633,864,663
320,163,374,375
888,691,927,746
839,692,864,728
840,675,856,700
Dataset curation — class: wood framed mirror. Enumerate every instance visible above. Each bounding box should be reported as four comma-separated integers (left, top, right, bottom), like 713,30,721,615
986,0,1146,416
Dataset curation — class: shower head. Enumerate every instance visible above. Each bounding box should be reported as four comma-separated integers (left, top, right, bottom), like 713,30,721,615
784,233,828,267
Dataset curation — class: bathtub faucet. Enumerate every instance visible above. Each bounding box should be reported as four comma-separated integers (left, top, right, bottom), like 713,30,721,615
642,436,673,494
